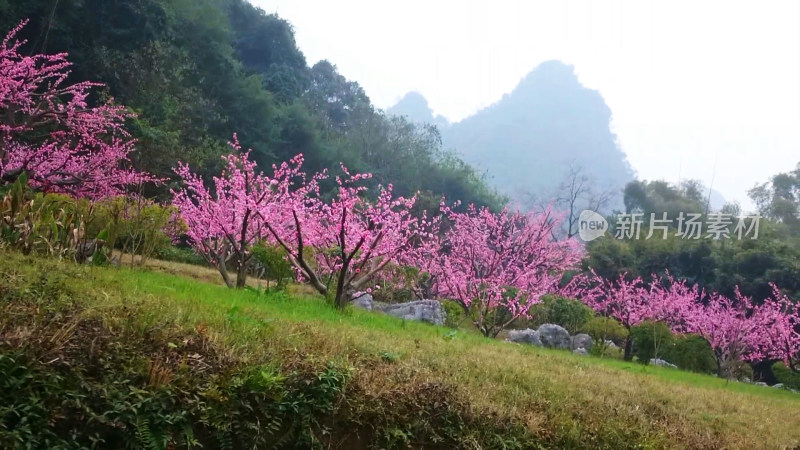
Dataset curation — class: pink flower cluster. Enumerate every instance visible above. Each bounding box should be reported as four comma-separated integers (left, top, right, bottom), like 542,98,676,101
416,204,583,337
171,135,308,287
0,20,152,198
576,272,800,372
172,138,437,303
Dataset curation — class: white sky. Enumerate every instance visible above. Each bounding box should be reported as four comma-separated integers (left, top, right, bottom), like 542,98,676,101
252,0,800,210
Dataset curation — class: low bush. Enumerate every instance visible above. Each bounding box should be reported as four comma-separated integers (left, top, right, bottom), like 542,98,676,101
0,176,179,266
154,245,206,265
250,242,294,290
773,362,800,390
372,285,415,304
526,295,594,334
441,299,467,329
96,196,182,266
630,321,674,364
663,334,717,374
582,316,627,358
373,265,421,304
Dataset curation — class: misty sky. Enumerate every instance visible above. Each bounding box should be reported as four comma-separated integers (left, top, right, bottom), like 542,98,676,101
252,0,800,210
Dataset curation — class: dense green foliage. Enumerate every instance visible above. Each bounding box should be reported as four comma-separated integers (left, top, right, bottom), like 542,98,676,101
0,0,503,209
586,178,800,302
664,334,717,375
749,162,800,230
582,316,628,344
154,245,207,265
0,175,178,264
526,295,594,334
630,321,675,364
250,242,293,290
773,362,800,390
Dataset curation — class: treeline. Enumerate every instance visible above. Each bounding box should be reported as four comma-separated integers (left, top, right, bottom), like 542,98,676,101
585,172,800,302
0,0,504,208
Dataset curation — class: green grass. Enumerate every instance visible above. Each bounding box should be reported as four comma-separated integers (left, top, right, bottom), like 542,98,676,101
2,251,800,449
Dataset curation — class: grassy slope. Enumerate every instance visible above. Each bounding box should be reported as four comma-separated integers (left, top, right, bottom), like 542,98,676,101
2,251,800,449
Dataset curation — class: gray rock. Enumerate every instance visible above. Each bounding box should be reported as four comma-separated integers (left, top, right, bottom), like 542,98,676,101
508,329,543,347
741,377,752,384
378,300,445,326
773,383,785,389
604,339,619,349
351,293,375,311
536,324,571,350
571,333,594,351
649,358,677,369
572,347,589,356
754,382,768,387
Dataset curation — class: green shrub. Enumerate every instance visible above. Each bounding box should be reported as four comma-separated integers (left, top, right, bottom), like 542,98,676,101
0,177,178,266
527,295,593,334
773,362,800,390
582,316,627,358
0,175,94,258
250,242,293,290
727,360,754,381
589,342,623,359
155,245,206,265
441,299,467,329
96,196,180,266
372,265,419,304
630,321,674,364
663,334,716,374
372,285,415,304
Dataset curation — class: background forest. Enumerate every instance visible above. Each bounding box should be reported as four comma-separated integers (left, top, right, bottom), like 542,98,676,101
0,0,503,210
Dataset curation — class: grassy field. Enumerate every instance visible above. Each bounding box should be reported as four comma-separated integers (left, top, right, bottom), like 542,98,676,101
2,251,799,449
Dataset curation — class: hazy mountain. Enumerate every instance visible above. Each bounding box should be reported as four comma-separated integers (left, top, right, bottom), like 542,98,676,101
387,91,450,130
390,61,636,207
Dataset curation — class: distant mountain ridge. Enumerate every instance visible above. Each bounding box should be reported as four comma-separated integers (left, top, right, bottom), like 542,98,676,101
387,91,450,130
388,60,635,206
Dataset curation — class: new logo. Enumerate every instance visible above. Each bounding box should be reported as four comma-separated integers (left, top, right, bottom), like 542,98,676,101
578,210,608,242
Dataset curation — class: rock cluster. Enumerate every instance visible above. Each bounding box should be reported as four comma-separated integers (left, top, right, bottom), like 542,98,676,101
508,324,594,355
351,294,446,326
649,358,678,369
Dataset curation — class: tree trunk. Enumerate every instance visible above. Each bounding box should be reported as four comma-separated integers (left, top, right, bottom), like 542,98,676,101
235,255,248,288
236,265,248,288
717,358,726,378
333,268,348,309
218,264,234,288
217,253,234,288
623,335,634,361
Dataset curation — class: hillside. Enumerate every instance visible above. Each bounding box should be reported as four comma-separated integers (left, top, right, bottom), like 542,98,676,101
0,0,502,209
390,61,635,205
2,251,799,449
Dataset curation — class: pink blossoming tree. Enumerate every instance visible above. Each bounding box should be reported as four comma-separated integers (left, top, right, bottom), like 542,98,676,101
427,205,582,337
266,164,437,309
171,136,308,288
684,288,763,378
0,20,149,198
644,273,704,334
580,273,648,359
750,284,800,372
580,272,703,360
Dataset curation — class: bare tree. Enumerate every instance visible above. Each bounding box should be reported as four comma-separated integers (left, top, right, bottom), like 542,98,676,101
521,161,616,239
